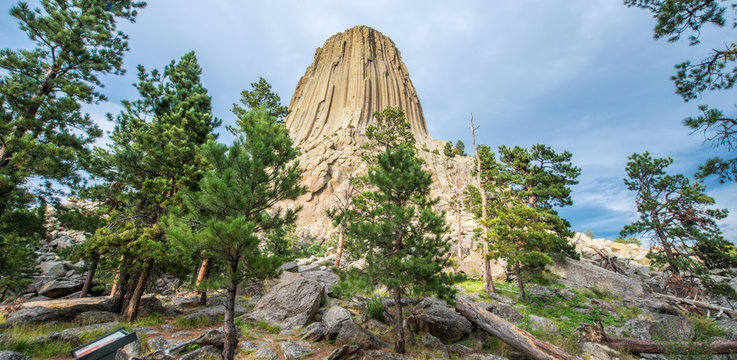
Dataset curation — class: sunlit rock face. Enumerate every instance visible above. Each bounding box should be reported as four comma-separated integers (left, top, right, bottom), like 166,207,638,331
285,26,429,148
283,26,474,238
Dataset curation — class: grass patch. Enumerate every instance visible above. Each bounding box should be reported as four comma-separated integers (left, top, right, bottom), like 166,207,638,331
577,286,621,301
238,318,280,334
133,312,166,327
0,321,128,360
366,295,386,322
176,314,222,329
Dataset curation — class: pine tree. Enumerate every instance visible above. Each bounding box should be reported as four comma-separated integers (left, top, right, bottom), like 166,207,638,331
332,108,456,353
621,152,736,297
0,0,145,297
232,77,289,123
625,0,737,182
480,144,578,300
166,107,304,360
93,51,219,320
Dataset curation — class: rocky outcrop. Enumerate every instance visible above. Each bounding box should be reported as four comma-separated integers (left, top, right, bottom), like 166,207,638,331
285,26,429,148
282,26,475,237
407,297,473,343
549,258,646,298
251,278,324,328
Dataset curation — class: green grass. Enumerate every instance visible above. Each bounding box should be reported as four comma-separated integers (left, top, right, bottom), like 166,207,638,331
0,321,124,360
175,314,222,329
238,318,280,335
132,312,166,327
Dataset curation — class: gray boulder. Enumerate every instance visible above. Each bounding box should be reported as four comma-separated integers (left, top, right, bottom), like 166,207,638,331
549,258,645,298
280,261,298,272
301,270,339,293
146,336,169,352
407,298,472,343
300,322,327,342
38,279,84,298
325,345,361,360
363,350,412,360
0,351,28,360
178,345,220,360
421,333,449,358
252,347,278,360
279,341,313,359
38,261,66,277
322,306,353,339
181,304,245,324
335,320,389,350
4,297,114,327
251,278,324,328
240,341,269,352
483,303,523,323
193,328,227,348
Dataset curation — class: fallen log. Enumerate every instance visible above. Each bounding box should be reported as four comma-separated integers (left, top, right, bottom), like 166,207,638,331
580,324,737,354
589,246,623,275
656,293,737,318
455,297,579,360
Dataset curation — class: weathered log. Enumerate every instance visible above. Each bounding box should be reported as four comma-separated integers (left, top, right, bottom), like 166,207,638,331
455,297,579,360
656,293,737,318
589,246,623,275
580,324,737,354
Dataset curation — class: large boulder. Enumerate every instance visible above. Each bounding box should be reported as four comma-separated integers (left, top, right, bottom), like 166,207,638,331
3,297,113,327
38,261,66,277
251,278,324,328
178,345,220,360
279,341,313,359
301,270,339,293
322,306,354,339
335,320,389,350
407,298,472,343
549,258,645,298
37,279,84,298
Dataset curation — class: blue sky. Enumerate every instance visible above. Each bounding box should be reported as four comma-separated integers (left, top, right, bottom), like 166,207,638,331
2,1,735,243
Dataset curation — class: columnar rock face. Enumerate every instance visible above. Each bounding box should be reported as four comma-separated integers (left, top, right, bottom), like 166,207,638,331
284,26,475,237
285,26,429,148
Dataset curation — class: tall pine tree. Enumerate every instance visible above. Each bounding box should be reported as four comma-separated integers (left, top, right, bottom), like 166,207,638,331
166,106,304,360
332,108,456,354
0,0,145,297
93,51,219,320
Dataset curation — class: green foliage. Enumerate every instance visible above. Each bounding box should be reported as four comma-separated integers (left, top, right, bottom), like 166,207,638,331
625,0,737,182
166,103,303,359
474,144,578,301
613,236,642,246
497,144,581,209
332,107,459,352
92,51,221,292
622,152,735,297
584,229,595,239
366,295,386,322
622,152,733,275
443,142,456,157
364,106,415,151
0,0,144,299
454,140,466,156
443,141,466,157
231,77,289,123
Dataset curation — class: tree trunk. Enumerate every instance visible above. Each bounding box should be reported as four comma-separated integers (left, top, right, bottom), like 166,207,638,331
79,255,99,298
515,263,526,302
392,284,405,354
335,227,345,268
579,323,737,354
111,269,130,314
222,261,240,360
109,255,125,297
124,258,154,322
456,297,578,360
196,258,211,306
456,201,463,259
470,114,495,294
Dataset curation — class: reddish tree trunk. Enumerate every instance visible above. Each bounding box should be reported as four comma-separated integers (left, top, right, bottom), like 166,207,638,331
335,227,345,268
124,258,154,321
222,260,240,360
471,115,495,294
196,258,211,306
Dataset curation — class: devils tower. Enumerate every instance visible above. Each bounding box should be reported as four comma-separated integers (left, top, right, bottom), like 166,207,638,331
284,26,474,237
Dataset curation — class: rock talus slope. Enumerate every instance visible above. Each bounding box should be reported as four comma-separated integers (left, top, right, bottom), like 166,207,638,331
283,26,474,237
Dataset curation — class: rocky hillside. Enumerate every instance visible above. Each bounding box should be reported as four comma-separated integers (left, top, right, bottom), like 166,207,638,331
2,226,736,360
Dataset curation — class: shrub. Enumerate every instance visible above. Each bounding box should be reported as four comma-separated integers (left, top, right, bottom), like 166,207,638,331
366,295,386,322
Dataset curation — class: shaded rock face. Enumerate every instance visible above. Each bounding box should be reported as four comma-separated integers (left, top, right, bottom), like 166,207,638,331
283,25,475,237
549,258,645,299
407,298,473,344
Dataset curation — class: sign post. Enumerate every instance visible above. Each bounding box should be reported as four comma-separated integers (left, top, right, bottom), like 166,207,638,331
70,327,138,360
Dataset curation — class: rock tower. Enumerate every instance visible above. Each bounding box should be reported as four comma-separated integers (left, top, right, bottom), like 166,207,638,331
284,26,474,238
